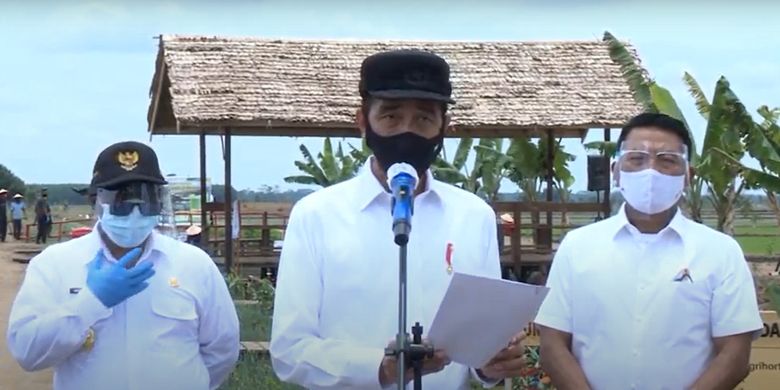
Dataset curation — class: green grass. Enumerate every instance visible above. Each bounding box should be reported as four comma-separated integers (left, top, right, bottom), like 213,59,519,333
236,302,273,341
222,301,298,389
218,355,302,390
733,225,780,255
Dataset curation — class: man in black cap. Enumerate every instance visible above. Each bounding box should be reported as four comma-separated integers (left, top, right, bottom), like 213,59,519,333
271,50,526,389
8,141,239,390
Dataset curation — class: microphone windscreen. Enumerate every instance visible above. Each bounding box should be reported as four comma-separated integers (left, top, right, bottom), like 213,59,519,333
386,163,419,190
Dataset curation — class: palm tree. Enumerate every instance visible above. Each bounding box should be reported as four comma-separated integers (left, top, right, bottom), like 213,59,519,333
284,137,367,188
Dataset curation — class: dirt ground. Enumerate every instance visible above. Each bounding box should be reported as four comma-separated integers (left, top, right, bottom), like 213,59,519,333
0,242,52,390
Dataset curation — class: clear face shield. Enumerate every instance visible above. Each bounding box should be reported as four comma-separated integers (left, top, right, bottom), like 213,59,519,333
615,141,689,218
93,181,176,246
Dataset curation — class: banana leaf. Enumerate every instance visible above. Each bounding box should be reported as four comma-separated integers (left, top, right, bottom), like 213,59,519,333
650,82,697,157
319,138,339,181
683,72,711,121
603,31,654,111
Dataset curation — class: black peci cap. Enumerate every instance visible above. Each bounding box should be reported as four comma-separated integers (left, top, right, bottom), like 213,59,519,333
91,141,167,189
359,49,455,104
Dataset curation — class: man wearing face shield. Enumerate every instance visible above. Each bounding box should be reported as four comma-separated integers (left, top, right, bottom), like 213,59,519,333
535,113,762,390
7,141,240,390
270,50,526,390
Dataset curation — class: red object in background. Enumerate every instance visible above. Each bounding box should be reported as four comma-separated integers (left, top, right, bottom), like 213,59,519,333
70,226,92,239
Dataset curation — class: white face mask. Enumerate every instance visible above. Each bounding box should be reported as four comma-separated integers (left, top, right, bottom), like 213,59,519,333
99,205,159,248
618,169,686,215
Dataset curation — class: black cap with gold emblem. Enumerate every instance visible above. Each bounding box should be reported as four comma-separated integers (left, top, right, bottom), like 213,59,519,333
359,49,455,104
91,141,167,189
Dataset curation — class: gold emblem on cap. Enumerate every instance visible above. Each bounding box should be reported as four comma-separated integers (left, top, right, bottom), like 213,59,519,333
117,151,139,171
168,277,179,288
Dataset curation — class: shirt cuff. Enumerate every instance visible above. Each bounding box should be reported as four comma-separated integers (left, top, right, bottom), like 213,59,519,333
712,320,763,339
63,287,113,327
471,367,502,388
343,346,387,389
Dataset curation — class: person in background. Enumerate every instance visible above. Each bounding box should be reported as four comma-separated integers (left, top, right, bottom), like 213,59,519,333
185,224,203,246
184,224,213,256
35,188,51,244
10,193,25,240
7,141,239,390
0,189,8,242
534,113,762,390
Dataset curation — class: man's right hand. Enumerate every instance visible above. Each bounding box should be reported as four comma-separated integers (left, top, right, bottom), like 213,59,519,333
86,248,155,308
378,339,451,387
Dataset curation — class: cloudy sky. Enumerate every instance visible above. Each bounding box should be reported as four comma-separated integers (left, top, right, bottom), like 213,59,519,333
1,0,778,192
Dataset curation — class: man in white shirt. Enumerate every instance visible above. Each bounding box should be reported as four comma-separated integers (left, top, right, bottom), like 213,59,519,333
535,113,763,390
270,49,527,389
7,141,240,390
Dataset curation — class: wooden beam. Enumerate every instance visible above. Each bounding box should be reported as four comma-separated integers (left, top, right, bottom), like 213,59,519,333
147,63,165,134
149,122,594,139
492,202,610,213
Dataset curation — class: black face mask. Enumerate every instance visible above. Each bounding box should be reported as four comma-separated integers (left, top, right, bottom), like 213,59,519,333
364,123,444,173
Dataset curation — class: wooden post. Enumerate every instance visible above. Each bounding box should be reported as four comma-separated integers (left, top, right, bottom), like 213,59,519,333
604,128,612,215
224,129,233,274
511,203,522,277
199,132,209,248
545,129,554,224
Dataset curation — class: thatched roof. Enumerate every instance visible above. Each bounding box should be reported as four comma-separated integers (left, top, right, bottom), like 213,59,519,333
147,35,645,138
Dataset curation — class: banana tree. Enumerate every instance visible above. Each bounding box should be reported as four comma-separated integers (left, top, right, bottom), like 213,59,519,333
431,137,482,194
503,135,547,202
551,144,576,226
284,137,363,187
718,106,780,226
694,77,755,235
474,138,513,201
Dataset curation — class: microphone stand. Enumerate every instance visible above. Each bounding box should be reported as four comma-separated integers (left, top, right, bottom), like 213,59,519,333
385,183,433,390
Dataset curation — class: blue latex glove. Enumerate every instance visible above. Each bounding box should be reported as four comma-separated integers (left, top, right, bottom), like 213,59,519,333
86,247,156,308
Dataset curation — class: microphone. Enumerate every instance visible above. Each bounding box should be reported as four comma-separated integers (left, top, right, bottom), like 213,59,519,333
387,163,419,246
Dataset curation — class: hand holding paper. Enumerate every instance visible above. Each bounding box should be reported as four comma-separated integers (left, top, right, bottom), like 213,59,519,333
427,272,549,368
477,331,528,380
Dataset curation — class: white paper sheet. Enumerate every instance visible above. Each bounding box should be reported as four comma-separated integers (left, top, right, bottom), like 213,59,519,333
427,272,550,368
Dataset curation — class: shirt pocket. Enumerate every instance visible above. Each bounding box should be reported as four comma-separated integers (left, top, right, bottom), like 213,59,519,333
670,280,712,310
150,289,200,344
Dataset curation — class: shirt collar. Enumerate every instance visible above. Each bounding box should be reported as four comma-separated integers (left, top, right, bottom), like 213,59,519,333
607,202,690,242
80,222,166,265
356,156,443,211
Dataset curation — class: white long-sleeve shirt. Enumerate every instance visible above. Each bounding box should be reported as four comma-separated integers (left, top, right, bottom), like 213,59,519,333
7,228,240,390
270,161,502,390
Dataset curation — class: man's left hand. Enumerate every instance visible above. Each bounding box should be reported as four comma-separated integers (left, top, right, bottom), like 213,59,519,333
477,332,527,381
